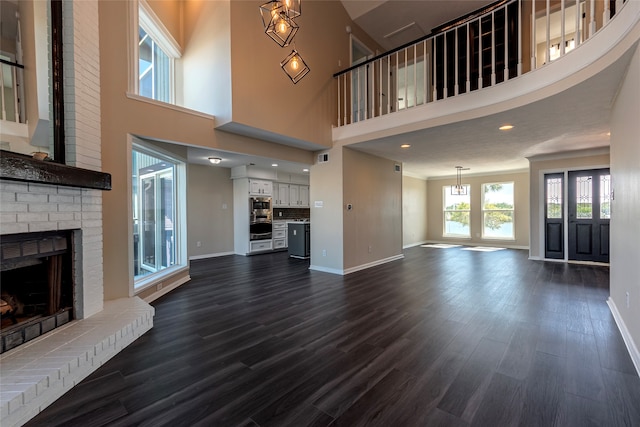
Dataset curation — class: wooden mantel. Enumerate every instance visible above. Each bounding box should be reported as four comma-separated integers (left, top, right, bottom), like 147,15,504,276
0,150,111,191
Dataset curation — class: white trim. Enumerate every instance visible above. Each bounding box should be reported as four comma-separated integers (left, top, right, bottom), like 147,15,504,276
125,92,215,120
142,273,191,303
527,147,610,162
138,0,181,58
403,240,429,249
607,297,640,376
428,168,530,181
134,265,190,293
343,254,405,275
189,251,235,261
309,264,345,275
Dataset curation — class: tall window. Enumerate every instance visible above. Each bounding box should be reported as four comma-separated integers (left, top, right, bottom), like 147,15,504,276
137,0,180,103
443,185,471,237
132,144,184,287
482,182,515,239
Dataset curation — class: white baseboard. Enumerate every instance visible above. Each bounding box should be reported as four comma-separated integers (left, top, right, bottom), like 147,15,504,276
189,251,235,261
607,297,640,376
343,254,405,275
403,240,429,249
143,274,191,303
309,264,344,275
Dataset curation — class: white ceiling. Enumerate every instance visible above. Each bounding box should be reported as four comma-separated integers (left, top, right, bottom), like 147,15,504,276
191,0,629,179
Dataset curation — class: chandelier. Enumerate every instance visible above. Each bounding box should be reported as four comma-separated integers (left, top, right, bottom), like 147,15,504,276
451,166,469,195
259,0,309,83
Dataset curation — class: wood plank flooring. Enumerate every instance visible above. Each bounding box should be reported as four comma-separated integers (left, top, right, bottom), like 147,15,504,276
25,246,640,426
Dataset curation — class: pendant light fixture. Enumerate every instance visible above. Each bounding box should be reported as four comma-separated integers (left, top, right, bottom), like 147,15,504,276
260,0,309,83
260,0,298,47
281,48,310,84
451,166,469,195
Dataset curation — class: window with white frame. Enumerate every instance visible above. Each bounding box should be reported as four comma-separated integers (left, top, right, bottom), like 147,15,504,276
137,0,181,103
482,182,515,239
443,185,471,237
132,143,186,288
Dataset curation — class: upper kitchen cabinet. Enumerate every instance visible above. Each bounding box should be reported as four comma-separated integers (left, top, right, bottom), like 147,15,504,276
289,185,309,207
249,179,272,196
274,183,291,207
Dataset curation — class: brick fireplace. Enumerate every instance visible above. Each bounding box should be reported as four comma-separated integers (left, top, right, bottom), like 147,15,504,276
0,2,154,426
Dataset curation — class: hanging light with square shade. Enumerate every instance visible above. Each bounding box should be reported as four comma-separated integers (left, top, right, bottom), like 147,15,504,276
282,0,301,18
261,1,298,47
281,49,310,84
451,166,469,195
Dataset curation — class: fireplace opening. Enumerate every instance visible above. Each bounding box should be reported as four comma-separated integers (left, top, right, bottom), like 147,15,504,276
1,230,75,353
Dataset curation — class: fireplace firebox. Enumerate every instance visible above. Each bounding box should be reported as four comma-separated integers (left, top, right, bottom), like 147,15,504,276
1,230,75,353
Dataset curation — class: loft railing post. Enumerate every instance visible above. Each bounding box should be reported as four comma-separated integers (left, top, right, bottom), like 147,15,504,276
378,58,382,117
0,65,6,121
576,0,582,46
423,41,428,104
561,0,566,56
404,48,408,107
531,0,536,69
343,73,347,125
504,5,509,81
365,64,369,120
589,0,596,37
466,22,471,91
604,0,611,24
386,54,391,113
491,12,496,86
433,38,438,101
518,0,522,75
413,44,417,107
546,0,551,64
478,19,483,88
455,29,460,95
443,33,448,98
336,72,342,127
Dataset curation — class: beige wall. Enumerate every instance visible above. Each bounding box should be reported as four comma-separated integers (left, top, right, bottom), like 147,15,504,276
343,148,403,270
528,150,610,259
187,164,235,258
427,171,530,248
146,0,183,47
310,146,344,272
610,43,640,364
226,0,380,146
403,175,428,247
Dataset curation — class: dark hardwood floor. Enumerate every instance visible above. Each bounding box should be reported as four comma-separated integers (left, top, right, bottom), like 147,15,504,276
26,246,640,426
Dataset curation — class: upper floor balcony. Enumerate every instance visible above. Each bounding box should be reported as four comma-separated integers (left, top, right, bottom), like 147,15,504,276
332,0,638,146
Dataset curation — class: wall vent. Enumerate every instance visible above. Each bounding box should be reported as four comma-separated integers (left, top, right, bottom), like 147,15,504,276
317,153,329,163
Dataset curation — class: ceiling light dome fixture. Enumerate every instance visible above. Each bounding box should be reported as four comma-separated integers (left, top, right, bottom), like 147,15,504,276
208,157,222,164
499,124,514,131
451,166,469,195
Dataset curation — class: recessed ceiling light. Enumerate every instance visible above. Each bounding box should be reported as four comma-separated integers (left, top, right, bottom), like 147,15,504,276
499,125,514,131
272,163,278,167
400,144,411,148
208,157,222,164
303,168,309,172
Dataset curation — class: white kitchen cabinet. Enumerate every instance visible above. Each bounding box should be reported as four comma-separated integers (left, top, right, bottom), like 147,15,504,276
288,185,309,207
298,185,309,207
273,183,290,207
273,220,288,248
250,240,273,252
249,179,272,196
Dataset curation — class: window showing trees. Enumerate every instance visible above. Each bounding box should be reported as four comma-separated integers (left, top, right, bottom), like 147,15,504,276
443,185,471,237
482,182,515,239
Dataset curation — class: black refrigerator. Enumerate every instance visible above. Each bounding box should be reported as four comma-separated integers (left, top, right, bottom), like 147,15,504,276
288,223,310,259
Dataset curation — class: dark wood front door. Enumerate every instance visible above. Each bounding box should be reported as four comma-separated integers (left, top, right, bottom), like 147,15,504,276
568,169,611,262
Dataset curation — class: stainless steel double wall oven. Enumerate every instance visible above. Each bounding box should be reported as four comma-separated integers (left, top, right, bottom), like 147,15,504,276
249,197,272,241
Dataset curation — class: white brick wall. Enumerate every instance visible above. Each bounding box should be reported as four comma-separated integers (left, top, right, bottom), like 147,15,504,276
0,181,104,318
63,0,102,171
